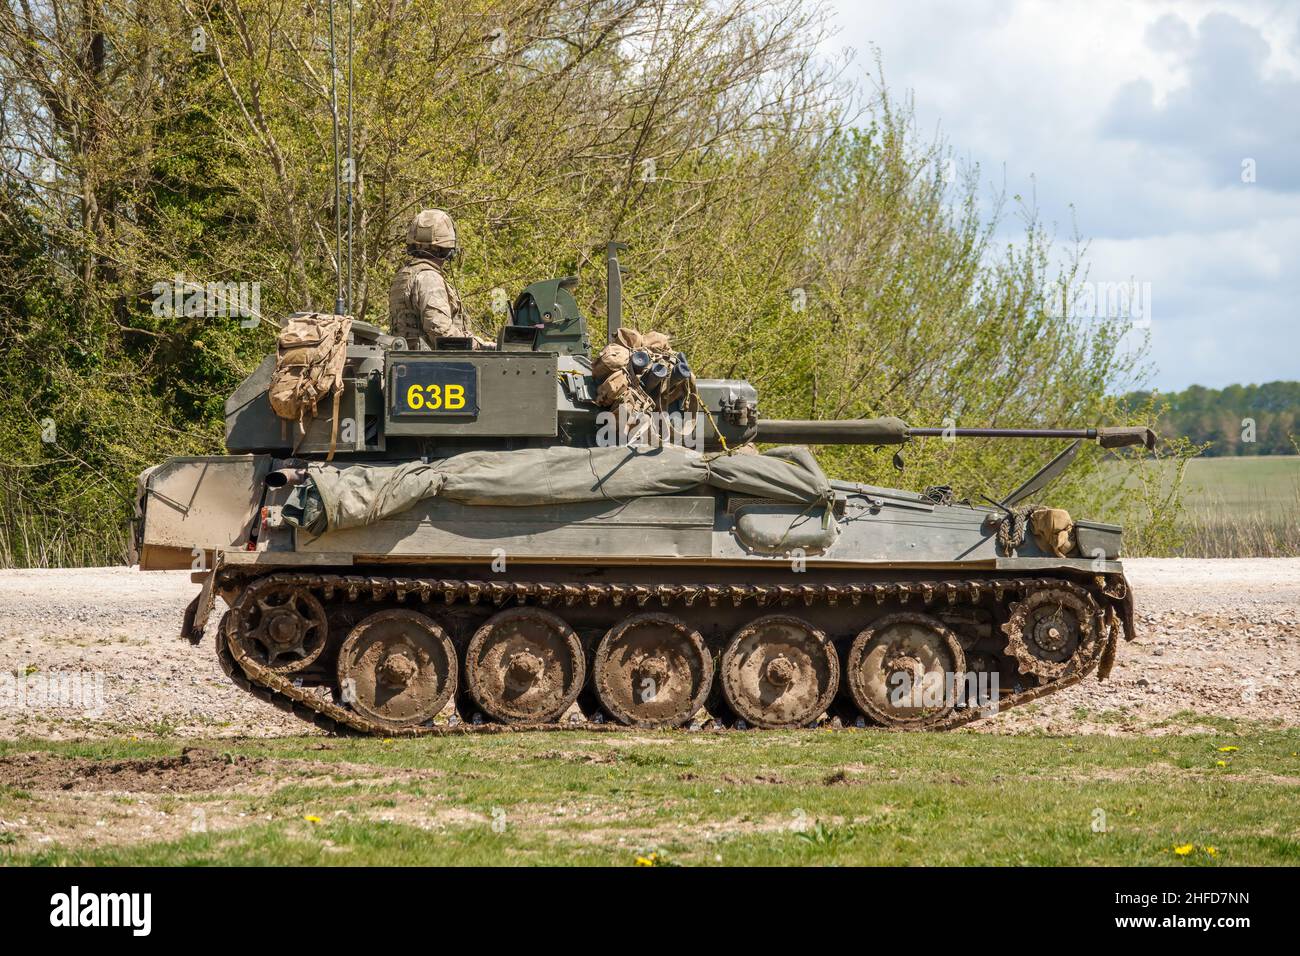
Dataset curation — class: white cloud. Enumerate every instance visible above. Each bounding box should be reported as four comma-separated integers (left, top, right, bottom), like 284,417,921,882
825,0,1300,389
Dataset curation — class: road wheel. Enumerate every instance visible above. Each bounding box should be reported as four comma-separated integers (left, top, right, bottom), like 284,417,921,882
845,612,965,728
720,615,838,729
465,608,585,723
592,613,713,728
337,609,457,731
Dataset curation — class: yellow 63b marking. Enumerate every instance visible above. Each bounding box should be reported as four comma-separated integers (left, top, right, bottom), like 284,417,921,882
405,382,467,411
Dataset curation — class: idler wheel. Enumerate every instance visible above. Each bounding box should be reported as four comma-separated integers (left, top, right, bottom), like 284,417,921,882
720,615,838,729
465,608,585,723
234,582,329,673
592,613,713,728
845,612,966,728
1001,586,1100,680
337,610,457,730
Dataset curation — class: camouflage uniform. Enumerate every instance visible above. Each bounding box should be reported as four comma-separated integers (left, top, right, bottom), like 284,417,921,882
389,208,474,349
388,257,467,348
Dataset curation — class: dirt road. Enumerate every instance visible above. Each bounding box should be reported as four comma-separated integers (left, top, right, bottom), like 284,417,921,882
1,560,1297,739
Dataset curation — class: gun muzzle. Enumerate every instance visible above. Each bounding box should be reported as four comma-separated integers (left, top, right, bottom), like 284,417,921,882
1097,426,1158,450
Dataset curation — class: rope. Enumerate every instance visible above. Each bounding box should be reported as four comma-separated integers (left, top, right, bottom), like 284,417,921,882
996,505,1060,556
996,508,1031,556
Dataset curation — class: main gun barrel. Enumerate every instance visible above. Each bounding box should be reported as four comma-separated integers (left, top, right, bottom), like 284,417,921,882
754,419,1155,449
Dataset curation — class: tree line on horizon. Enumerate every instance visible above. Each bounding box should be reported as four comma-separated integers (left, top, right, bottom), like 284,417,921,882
1121,381,1299,457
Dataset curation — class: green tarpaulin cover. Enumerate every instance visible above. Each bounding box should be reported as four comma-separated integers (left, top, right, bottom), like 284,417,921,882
297,444,832,533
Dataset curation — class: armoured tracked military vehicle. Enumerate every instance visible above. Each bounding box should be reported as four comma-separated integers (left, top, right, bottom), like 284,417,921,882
133,248,1152,734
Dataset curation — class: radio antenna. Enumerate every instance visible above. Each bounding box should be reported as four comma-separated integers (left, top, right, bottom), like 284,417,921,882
327,0,344,316
345,0,354,314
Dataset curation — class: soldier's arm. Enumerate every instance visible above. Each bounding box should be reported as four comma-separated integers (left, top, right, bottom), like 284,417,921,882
411,270,457,341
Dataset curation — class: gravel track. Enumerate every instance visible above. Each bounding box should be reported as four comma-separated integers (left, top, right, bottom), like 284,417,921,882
1,560,1297,739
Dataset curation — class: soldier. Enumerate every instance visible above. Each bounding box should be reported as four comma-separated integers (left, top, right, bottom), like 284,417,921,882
389,208,485,348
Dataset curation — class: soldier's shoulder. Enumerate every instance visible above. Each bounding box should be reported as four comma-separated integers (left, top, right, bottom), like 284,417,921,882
392,259,433,284
411,262,449,287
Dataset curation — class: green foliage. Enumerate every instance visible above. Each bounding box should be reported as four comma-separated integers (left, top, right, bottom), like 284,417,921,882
794,819,856,848
1104,434,1207,556
0,0,1166,565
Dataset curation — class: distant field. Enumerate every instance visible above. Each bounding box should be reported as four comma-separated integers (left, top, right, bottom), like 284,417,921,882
1111,455,1300,557
2,727,1298,866
1179,456,1300,515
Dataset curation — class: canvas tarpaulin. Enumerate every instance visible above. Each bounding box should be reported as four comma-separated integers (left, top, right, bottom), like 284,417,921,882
295,444,833,533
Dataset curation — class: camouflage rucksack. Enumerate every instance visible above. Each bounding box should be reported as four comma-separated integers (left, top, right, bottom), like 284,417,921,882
268,312,352,459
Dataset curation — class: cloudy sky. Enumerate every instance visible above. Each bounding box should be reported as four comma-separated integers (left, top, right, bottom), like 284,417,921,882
826,0,1299,392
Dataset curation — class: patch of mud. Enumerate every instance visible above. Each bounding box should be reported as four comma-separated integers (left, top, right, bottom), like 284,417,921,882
535,749,618,764
0,747,266,793
0,751,462,853
720,772,786,785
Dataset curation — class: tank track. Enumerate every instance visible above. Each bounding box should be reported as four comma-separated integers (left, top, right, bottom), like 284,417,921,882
213,570,1128,736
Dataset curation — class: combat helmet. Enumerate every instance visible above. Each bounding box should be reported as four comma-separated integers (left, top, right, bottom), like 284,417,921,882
407,208,457,258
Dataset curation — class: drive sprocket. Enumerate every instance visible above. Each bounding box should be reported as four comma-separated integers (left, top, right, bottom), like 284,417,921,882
231,581,328,673
1001,585,1100,681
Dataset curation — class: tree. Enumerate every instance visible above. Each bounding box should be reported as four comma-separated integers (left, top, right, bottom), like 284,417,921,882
1,0,1168,565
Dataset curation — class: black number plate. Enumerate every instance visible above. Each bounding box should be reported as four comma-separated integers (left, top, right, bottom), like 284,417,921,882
390,361,479,417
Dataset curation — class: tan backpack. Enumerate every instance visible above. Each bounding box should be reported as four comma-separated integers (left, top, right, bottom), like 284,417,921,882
268,312,352,459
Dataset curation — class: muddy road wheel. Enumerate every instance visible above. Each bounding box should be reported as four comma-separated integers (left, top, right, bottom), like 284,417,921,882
336,610,457,731
465,608,585,723
1001,586,1101,681
233,582,328,673
720,615,838,729
845,612,965,728
592,613,713,728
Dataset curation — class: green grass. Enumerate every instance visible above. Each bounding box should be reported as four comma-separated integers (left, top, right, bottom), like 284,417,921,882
1178,456,1300,515
2,727,1298,866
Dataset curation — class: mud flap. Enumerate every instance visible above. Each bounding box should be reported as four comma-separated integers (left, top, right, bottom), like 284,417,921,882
1117,582,1137,642
182,554,222,645
1095,573,1138,641
1096,573,1135,682
1098,606,1120,680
